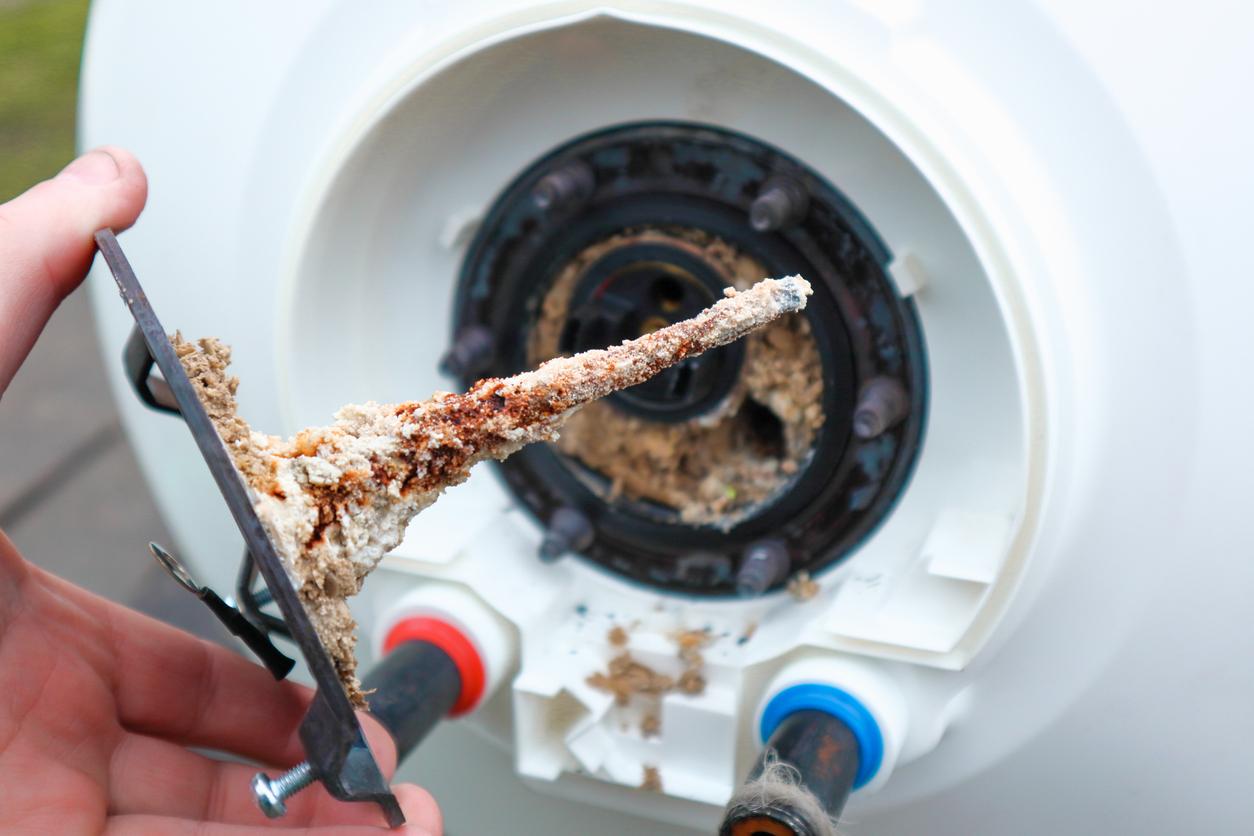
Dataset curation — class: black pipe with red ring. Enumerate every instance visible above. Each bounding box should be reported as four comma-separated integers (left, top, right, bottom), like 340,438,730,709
363,617,487,761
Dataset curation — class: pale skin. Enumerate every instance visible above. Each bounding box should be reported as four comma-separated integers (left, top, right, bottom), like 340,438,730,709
0,148,442,835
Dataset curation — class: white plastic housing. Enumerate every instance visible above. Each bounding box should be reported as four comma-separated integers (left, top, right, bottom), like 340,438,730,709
282,12,1035,677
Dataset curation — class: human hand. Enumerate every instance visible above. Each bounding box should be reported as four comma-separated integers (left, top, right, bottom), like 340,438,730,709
0,149,442,834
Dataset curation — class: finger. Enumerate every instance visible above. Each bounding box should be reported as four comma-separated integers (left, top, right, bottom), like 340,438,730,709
109,723,400,828
0,146,147,392
42,567,400,771
106,816,436,836
0,530,33,612
94,585,310,764
114,622,313,765
392,784,443,836
23,562,307,765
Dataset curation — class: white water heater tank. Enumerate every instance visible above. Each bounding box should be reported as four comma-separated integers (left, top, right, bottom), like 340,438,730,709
81,2,1254,833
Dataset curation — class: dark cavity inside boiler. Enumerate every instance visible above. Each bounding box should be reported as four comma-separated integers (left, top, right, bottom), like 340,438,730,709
447,122,928,596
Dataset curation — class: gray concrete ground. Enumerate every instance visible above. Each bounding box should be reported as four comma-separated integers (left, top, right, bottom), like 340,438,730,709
1,285,220,637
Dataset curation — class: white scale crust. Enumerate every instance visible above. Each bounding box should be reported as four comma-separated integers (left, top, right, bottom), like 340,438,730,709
194,276,812,700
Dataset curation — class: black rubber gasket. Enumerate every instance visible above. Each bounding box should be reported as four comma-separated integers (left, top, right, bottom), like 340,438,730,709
450,122,928,596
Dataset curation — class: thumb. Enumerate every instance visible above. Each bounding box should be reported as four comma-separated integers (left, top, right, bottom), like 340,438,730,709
0,146,148,393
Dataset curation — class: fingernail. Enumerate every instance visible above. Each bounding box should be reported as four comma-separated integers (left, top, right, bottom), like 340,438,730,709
59,149,121,185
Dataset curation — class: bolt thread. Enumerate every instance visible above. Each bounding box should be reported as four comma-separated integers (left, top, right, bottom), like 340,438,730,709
272,762,315,798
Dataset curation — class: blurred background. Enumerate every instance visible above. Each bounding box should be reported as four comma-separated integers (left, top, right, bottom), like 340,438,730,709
0,0,214,635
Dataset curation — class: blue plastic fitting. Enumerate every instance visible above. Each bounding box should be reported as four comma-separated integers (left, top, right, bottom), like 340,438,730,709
759,683,884,789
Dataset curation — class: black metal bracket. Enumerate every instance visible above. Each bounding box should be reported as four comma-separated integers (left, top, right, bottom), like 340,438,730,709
147,542,295,679
123,326,292,649
96,229,404,828
237,547,292,640
124,321,180,414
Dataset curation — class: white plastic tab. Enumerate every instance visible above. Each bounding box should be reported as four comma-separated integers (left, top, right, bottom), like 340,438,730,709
439,206,484,251
825,509,1015,656
658,685,739,804
923,510,1014,584
888,250,928,296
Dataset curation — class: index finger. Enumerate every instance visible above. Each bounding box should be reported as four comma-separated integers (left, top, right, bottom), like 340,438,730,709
0,147,147,392
51,569,392,770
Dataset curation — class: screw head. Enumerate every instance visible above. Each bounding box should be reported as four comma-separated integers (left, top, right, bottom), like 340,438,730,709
439,325,495,380
252,773,286,819
736,539,791,597
539,506,595,562
531,159,594,212
749,176,809,232
852,377,909,440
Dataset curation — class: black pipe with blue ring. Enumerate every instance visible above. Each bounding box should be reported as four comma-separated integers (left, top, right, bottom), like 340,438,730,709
721,684,883,835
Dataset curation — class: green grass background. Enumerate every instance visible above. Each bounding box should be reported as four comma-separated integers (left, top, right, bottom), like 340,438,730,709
0,0,91,202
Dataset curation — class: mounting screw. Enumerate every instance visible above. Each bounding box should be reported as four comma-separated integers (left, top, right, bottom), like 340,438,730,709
252,761,315,819
675,552,733,586
749,176,809,232
736,539,791,597
532,159,595,212
439,325,495,380
539,506,595,562
853,377,909,439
